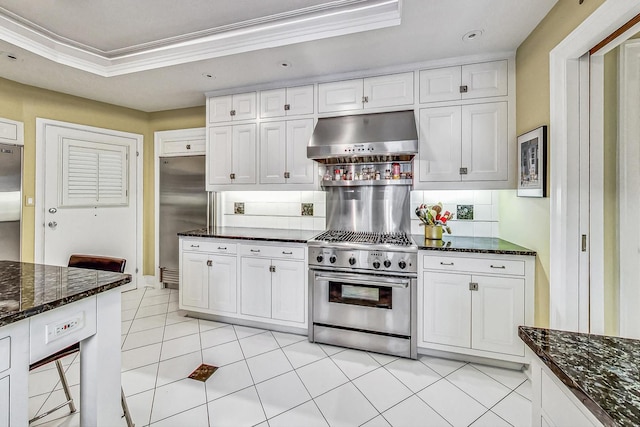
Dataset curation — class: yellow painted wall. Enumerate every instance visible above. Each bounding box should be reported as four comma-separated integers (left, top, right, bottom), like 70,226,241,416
500,0,606,327
0,76,206,275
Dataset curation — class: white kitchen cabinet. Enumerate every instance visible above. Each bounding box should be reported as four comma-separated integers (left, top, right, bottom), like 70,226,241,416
239,243,306,325
417,101,508,184
259,119,314,184
208,92,257,123
419,60,507,103
207,123,256,187
419,251,534,363
260,85,314,118
157,127,206,156
318,72,414,113
180,239,238,314
180,252,210,309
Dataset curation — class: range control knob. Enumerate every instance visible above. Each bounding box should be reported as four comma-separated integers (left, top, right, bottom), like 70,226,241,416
316,255,324,263
348,257,357,266
398,260,407,270
329,255,337,264
383,259,392,268
372,259,381,269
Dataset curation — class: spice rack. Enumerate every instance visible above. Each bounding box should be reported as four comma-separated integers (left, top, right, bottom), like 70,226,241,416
319,160,413,187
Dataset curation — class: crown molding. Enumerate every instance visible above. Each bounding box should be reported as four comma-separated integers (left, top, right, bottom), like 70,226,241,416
0,0,401,77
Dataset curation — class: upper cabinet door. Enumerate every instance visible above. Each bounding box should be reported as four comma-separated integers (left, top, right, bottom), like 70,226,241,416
461,102,508,181
259,121,287,184
208,95,233,123
232,124,257,184
260,89,286,119
318,79,363,113
232,92,257,121
207,126,233,185
285,119,315,184
286,85,314,116
363,72,414,109
419,66,462,103
461,60,508,100
418,106,462,182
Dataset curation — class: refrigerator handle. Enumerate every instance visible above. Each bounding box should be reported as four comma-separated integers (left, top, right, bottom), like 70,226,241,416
207,191,216,230
206,192,210,229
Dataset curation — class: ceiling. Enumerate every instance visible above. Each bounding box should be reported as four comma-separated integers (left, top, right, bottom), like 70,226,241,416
0,0,558,112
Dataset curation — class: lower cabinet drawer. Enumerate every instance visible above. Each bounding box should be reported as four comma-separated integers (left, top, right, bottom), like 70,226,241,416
239,244,305,260
182,239,237,255
29,297,97,364
423,255,525,276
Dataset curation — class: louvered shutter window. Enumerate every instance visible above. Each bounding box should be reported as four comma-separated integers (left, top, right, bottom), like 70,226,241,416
60,138,129,207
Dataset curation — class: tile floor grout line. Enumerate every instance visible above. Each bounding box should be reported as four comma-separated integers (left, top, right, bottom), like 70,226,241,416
142,287,163,427
196,318,212,427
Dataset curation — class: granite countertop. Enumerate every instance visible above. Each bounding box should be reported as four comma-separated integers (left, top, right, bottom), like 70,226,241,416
413,235,536,256
0,260,131,327
179,227,320,244
519,326,640,426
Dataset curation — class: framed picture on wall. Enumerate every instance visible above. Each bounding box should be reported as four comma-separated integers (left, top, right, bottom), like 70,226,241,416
517,126,547,197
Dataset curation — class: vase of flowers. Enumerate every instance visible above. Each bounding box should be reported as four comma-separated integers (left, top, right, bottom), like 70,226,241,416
415,203,453,240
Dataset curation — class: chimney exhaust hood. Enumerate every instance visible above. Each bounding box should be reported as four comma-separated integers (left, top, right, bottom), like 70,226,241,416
307,110,418,164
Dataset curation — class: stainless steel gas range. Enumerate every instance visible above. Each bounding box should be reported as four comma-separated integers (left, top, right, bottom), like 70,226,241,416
307,230,418,359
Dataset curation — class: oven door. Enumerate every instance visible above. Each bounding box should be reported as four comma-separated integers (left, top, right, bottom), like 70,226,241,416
312,271,413,336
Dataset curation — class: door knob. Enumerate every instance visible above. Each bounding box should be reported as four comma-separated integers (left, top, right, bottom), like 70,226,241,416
48,208,57,214
48,221,57,229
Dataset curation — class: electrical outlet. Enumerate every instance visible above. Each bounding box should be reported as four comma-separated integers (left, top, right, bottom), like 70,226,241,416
46,313,85,343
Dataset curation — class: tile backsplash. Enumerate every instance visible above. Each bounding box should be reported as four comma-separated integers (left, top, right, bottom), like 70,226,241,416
410,190,499,238
219,189,498,237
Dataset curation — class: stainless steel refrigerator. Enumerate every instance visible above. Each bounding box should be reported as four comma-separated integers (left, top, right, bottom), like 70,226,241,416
0,143,22,262
159,155,214,289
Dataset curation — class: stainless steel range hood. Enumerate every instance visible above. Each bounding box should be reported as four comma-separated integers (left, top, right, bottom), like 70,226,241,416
307,110,418,164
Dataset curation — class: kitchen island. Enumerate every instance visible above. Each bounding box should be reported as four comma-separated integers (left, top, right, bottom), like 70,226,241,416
0,260,131,425
519,326,640,426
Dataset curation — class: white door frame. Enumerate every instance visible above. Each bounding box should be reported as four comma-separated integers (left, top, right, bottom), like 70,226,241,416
550,0,640,331
34,118,143,284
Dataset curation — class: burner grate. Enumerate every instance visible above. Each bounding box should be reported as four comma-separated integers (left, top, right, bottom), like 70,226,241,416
314,230,413,246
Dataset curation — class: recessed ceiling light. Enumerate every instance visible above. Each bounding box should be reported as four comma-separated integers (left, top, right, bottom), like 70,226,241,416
201,73,215,79
463,30,483,41
279,61,292,69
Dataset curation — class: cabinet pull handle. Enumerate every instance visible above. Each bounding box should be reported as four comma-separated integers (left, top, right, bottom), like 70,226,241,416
217,247,227,250
282,251,293,255
250,249,261,253
440,262,454,266
190,244,200,248
490,265,506,269
459,85,468,93
230,109,236,116
207,260,212,267
284,104,291,111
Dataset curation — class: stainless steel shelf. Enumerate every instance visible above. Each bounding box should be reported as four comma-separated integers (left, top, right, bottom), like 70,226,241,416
320,179,413,187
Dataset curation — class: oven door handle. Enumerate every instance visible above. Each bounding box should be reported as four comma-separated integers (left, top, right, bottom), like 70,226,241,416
314,275,410,289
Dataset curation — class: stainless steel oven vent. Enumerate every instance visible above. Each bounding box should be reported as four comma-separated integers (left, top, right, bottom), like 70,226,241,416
307,110,418,163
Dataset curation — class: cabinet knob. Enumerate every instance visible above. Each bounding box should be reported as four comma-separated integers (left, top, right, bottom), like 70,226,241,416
459,85,468,93
284,172,290,179
269,265,276,273
459,167,468,175
230,173,236,180
230,109,236,116
207,260,213,267
284,104,291,111
362,96,369,103
469,282,478,291
186,144,191,150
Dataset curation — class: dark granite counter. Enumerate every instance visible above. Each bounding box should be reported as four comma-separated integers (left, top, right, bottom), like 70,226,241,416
519,326,640,427
0,260,131,327
413,235,536,256
178,227,320,244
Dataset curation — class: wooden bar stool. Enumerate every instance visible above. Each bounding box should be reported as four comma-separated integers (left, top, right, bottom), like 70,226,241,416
28,254,134,426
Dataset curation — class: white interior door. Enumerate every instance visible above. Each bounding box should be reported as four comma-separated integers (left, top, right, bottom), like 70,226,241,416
38,121,139,289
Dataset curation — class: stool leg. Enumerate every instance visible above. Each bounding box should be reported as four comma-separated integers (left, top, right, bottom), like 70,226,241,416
55,359,77,414
121,387,135,427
